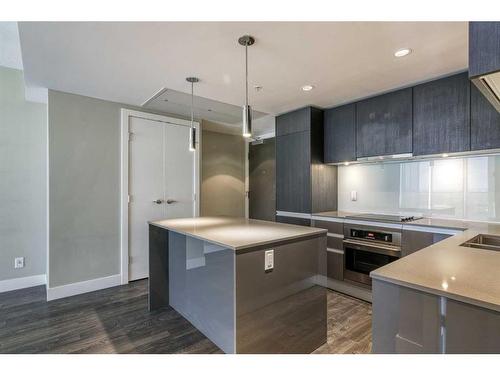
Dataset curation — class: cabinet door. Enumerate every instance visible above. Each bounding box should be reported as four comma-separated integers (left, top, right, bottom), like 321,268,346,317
413,73,470,156
401,230,451,257
327,250,344,281
275,215,311,226
356,88,413,158
469,22,500,78
276,107,310,137
446,298,500,353
471,83,500,150
324,104,356,163
276,131,311,213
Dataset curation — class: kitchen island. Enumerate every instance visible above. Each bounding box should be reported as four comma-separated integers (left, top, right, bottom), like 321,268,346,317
148,217,327,354
370,219,500,353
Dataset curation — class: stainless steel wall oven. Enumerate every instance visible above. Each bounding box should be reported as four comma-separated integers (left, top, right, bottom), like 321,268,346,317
343,223,401,287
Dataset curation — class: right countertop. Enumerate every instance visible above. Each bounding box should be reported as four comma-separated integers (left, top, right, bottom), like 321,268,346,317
371,220,500,312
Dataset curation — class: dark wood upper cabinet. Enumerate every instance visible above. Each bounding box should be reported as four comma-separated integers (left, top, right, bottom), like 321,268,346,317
275,107,337,214
275,107,311,136
471,82,500,151
356,88,413,158
413,73,470,156
324,103,356,164
469,22,500,78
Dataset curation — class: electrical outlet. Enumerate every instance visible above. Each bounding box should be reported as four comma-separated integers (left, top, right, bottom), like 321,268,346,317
14,257,25,269
264,250,274,271
350,190,358,201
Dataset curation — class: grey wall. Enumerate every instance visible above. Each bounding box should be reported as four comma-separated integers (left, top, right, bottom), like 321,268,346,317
48,90,122,287
201,125,246,217
48,90,180,288
0,67,47,281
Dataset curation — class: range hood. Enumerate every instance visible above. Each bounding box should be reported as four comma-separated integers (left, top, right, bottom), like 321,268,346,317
472,70,500,113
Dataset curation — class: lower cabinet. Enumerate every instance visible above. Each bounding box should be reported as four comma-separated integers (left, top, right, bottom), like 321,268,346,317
372,280,440,353
327,250,344,281
313,219,344,282
275,215,311,226
372,280,500,353
401,229,451,257
446,299,500,353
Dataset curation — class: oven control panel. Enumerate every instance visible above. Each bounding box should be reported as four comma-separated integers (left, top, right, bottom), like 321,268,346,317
350,229,392,243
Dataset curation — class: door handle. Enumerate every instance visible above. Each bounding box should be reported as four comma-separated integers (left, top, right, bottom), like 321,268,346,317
153,199,164,204
166,199,177,204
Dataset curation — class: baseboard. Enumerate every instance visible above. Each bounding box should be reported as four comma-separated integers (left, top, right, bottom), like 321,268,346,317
0,274,47,293
46,274,121,301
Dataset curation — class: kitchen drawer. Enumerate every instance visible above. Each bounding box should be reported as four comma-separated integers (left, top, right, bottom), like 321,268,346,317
313,219,343,234
327,235,343,250
327,250,344,281
276,215,311,227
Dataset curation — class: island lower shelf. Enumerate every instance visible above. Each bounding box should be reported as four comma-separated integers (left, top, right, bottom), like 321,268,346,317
148,221,327,354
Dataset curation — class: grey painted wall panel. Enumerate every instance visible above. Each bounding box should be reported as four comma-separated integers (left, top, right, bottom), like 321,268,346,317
48,90,122,287
200,127,245,217
0,67,47,281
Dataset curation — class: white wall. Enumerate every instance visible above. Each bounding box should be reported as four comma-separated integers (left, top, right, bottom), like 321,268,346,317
0,66,47,285
338,155,500,221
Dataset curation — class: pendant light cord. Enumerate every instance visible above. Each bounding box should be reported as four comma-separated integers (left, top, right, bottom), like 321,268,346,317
245,44,248,107
191,81,194,128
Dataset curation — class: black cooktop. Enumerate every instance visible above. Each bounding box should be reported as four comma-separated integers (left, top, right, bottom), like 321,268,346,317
345,213,422,223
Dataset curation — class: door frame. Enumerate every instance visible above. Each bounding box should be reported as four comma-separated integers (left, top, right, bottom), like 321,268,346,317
120,109,201,284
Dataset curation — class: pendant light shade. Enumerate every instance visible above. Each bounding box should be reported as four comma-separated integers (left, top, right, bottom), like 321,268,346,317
242,104,252,138
238,35,255,138
189,127,196,152
186,77,199,151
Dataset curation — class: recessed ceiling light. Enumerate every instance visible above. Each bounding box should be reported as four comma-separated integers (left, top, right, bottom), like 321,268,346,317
302,85,314,92
344,162,350,166
394,48,412,58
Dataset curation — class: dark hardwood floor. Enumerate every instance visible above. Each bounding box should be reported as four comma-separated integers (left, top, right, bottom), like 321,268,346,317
0,279,371,354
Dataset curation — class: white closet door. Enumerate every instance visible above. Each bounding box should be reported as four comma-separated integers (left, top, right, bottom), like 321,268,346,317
163,122,195,219
128,116,196,281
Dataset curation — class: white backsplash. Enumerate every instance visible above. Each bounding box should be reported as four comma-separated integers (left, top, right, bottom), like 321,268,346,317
338,155,500,222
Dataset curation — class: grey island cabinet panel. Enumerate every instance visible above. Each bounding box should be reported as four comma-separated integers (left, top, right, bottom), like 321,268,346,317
276,131,311,213
148,217,328,354
469,22,500,78
356,88,413,158
412,72,470,156
324,103,356,163
471,82,500,151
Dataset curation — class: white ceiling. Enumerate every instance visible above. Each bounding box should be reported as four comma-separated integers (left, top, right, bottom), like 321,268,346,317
18,22,468,125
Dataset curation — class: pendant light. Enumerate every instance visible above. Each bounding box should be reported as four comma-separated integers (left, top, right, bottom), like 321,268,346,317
238,35,255,138
186,77,199,151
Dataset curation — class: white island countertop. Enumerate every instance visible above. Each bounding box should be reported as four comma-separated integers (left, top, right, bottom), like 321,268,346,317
371,221,500,313
150,216,326,251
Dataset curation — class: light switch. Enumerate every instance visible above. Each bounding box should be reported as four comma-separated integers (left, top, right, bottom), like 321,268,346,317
264,250,274,271
350,190,357,201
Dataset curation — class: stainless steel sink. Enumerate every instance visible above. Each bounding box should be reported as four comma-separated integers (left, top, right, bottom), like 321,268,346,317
460,234,500,252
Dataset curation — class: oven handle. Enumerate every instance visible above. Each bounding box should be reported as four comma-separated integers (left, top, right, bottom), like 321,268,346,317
343,238,401,257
